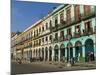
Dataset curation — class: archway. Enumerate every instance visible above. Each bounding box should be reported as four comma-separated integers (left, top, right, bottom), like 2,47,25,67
29,50,32,58
42,48,44,60
54,45,59,61
49,46,52,61
45,47,48,61
39,48,41,58
85,39,94,62
36,49,38,58
60,44,65,61
75,41,82,62
67,42,73,61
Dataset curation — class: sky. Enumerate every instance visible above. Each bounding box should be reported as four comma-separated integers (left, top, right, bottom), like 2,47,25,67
11,0,60,32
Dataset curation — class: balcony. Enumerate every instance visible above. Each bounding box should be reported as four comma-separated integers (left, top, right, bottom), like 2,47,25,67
53,38,58,43
50,24,59,32
73,31,81,38
82,27,94,36
59,36,65,42
24,44,32,48
58,21,66,30
81,8,96,20
65,34,72,40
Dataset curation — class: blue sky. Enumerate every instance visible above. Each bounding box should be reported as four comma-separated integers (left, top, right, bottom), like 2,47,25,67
11,0,60,32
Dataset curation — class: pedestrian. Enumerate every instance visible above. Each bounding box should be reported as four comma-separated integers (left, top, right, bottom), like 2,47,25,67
70,57,75,66
90,52,94,61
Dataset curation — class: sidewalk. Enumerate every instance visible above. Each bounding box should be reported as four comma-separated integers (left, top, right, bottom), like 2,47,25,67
11,60,96,69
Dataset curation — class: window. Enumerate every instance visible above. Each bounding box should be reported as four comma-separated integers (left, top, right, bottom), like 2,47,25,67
42,37,44,42
55,16,58,26
60,11,64,23
45,36,48,41
31,31,33,37
60,31,64,38
49,35,52,40
84,5,90,16
85,21,92,32
39,27,41,33
34,41,36,46
39,39,41,45
66,9,71,25
36,40,38,45
67,28,72,35
46,23,48,29
55,33,58,40
75,25,80,33
36,29,38,36
74,5,80,22
42,26,44,31
49,20,52,28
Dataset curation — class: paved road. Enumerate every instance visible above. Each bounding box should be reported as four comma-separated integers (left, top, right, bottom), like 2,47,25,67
11,62,96,75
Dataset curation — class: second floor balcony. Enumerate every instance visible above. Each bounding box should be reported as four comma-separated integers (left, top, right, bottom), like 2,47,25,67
53,38,58,43
82,27,94,36
73,31,81,38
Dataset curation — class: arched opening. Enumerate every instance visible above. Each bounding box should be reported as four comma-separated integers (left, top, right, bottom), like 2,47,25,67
29,50,32,58
85,39,95,62
36,49,38,58
39,48,41,58
42,48,44,60
75,41,82,62
49,46,52,61
45,47,48,61
54,45,59,61
60,44,65,61
67,42,73,61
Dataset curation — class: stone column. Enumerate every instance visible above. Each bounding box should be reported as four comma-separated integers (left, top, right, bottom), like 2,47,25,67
94,44,96,57
82,46,85,58
73,47,75,58
65,48,67,62
52,49,54,61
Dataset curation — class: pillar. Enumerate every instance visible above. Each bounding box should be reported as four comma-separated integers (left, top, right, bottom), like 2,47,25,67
65,48,67,62
82,46,85,57
52,48,54,61
73,47,75,57
94,44,96,57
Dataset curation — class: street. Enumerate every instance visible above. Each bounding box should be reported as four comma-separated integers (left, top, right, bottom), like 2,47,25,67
11,61,96,75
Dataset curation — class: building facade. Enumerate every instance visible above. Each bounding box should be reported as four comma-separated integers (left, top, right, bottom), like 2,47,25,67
11,4,96,63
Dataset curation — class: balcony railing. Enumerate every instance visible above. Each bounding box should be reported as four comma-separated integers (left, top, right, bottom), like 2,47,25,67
65,34,72,40
58,21,66,30
81,8,96,20
59,36,65,42
24,44,32,48
73,31,81,38
53,38,58,43
82,27,94,36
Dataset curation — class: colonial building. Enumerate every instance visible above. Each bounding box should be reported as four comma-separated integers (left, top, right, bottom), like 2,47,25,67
11,4,96,63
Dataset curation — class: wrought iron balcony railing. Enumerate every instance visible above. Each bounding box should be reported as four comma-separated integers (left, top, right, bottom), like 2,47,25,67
82,27,94,36
59,36,65,42
53,38,58,43
73,31,81,38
